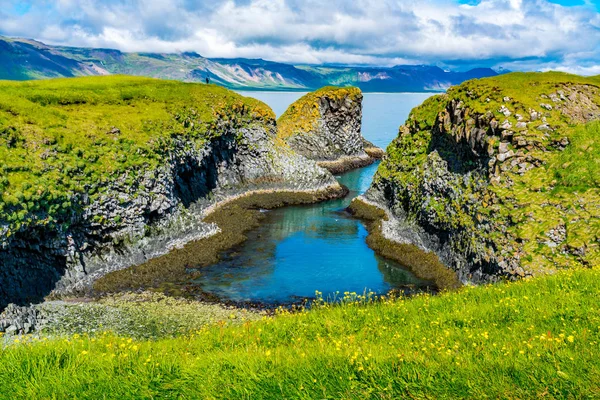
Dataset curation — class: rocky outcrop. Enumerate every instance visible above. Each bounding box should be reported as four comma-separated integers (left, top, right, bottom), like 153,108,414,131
0,78,341,310
277,87,383,173
0,303,46,335
363,72,600,283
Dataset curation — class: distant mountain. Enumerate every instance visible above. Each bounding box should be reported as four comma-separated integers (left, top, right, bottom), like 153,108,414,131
0,36,499,92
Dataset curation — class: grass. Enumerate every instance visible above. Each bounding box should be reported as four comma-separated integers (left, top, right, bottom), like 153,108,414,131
0,76,274,236
1,267,599,399
553,121,600,191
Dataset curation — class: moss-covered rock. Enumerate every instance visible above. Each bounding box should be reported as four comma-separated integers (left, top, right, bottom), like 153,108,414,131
277,86,382,173
365,72,600,282
0,76,340,308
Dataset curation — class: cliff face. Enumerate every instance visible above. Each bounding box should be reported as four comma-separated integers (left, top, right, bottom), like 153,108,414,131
277,87,382,173
364,72,600,282
0,77,337,308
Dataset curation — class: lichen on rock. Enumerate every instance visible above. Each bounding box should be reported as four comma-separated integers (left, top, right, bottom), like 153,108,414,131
364,72,600,283
277,86,383,173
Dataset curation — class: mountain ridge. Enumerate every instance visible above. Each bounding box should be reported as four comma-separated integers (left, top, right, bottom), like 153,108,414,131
0,35,499,92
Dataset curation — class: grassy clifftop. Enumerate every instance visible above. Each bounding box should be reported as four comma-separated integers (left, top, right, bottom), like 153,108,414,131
0,76,275,235
277,86,361,140
376,72,600,277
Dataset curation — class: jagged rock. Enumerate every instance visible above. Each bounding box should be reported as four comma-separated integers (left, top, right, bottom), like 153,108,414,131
278,87,382,173
536,124,552,131
501,130,514,141
499,105,512,117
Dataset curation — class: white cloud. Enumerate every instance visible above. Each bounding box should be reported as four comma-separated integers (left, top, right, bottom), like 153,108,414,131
0,0,598,72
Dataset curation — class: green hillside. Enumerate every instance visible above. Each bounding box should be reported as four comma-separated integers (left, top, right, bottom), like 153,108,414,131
1,267,599,398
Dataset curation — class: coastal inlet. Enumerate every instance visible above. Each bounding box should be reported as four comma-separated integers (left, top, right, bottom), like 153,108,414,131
177,92,436,303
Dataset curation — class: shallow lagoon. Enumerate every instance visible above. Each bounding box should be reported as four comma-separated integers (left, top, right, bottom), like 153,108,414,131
193,92,433,303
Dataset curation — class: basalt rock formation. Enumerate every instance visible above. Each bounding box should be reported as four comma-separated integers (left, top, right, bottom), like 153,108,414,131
0,76,341,310
360,72,600,283
277,87,383,174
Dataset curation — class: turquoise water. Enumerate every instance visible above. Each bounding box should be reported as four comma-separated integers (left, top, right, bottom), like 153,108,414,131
194,92,433,303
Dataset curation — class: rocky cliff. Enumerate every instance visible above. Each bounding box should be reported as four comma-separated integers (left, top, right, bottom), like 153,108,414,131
361,72,600,283
0,76,340,309
277,87,383,173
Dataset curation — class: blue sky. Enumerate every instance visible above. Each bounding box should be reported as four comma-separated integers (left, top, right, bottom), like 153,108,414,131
1,0,599,74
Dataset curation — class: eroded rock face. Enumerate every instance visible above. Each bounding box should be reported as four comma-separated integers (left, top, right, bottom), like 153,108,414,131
364,74,600,283
278,87,382,173
0,114,336,309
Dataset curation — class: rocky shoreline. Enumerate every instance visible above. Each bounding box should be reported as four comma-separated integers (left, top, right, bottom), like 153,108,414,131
1,79,362,310
1,184,350,336
348,197,461,290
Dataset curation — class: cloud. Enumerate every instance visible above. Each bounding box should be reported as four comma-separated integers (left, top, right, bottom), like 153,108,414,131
0,0,599,73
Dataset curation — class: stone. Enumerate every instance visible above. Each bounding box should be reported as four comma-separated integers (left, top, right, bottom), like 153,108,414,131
536,124,551,131
540,103,553,111
499,105,512,117
280,87,382,174
530,109,539,121
499,142,510,154
516,122,527,129
490,119,499,133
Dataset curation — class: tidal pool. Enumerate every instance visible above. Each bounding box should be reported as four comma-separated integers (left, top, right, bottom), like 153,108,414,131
191,92,434,303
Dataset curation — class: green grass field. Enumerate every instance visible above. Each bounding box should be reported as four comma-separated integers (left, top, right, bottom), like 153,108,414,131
1,267,599,399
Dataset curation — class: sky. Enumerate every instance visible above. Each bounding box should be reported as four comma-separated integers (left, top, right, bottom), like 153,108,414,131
0,0,599,74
